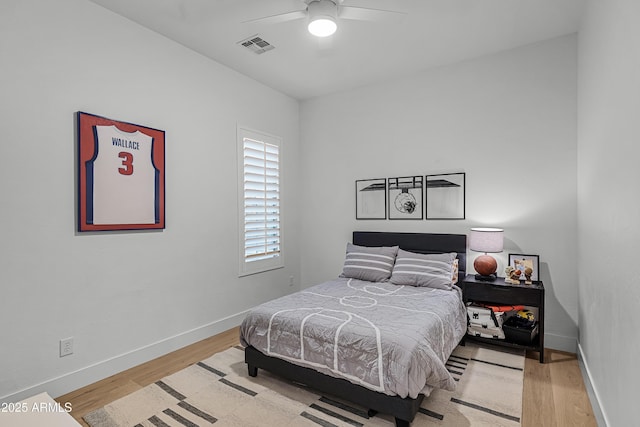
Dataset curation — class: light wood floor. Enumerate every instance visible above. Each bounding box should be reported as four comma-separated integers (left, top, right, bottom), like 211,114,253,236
57,327,597,427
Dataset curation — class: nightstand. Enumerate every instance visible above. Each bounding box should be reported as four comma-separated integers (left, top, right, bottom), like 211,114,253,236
461,274,545,363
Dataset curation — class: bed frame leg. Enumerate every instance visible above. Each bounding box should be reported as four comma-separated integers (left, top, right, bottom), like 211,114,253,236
367,409,378,417
248,365,258,377
394,417,410,427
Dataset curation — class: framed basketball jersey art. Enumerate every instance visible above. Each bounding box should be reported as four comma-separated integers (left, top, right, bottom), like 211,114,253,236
77,112,165,231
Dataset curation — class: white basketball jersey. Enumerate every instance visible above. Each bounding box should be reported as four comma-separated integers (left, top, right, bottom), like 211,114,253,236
88,125,158,225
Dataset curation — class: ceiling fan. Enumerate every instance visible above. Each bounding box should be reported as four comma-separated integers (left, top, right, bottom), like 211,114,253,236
244,0,406,37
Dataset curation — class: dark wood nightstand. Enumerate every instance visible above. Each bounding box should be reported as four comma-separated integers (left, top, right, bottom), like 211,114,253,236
461,274,545,363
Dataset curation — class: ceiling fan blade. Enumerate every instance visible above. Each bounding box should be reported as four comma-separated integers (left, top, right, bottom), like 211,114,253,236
339,5,406,22
242,10,306,25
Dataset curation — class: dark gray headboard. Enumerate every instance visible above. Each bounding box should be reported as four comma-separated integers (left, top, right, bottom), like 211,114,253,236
352,231,467,284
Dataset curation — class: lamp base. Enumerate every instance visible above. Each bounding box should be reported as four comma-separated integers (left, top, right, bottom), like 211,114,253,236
474,273,497,281
473,254,498,277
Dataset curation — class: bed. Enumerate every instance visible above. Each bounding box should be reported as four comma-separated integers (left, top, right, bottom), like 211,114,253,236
240,231,467,426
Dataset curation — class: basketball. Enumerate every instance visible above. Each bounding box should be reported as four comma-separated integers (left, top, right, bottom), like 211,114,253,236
474,254,497,276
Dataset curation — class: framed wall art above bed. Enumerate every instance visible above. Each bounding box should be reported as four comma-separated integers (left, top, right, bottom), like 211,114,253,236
388,176,423,220
355,172,465,221
426,172,465,220
355,178,387,219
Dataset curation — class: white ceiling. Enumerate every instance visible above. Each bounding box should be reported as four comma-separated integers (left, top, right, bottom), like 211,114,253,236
87,0,585,100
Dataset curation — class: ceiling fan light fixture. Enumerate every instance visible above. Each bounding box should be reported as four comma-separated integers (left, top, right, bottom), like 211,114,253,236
308,17,337,37
307,0,338,37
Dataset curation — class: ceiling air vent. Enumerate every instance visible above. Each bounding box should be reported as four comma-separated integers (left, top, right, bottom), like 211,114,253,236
238,35,275,55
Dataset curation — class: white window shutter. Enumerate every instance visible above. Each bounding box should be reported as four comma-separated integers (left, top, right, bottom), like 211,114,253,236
237,127,283,276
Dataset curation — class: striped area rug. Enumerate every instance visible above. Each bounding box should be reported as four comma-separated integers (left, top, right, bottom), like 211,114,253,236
84,343,524,427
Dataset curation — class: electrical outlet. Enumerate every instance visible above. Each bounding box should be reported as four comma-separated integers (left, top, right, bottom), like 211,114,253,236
289,275,294,287
60,337,74,357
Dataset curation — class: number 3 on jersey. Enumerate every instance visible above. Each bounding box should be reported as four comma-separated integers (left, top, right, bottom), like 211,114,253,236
118,151,134,175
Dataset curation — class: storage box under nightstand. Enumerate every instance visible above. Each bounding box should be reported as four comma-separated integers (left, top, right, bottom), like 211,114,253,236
503,317,539,345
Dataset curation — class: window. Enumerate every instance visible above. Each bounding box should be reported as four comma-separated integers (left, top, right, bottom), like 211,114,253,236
237,127,283,276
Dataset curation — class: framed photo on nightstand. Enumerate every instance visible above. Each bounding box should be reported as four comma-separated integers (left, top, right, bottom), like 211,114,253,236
508,254,540,282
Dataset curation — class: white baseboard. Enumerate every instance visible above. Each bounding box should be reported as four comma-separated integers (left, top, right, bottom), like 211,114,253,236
1,310,248,404
543,332,577,353
577,343,609,427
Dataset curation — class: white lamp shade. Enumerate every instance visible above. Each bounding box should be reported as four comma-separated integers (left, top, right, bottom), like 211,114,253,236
469,228,504,253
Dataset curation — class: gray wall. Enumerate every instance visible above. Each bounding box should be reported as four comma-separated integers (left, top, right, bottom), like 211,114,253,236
299,35,579,353
0,0,300,402
578,0,640,425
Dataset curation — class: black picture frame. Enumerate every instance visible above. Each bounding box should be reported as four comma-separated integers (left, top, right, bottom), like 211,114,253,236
388,176,423,220
425,172,465,220
355,178,387,219
508,254,540,282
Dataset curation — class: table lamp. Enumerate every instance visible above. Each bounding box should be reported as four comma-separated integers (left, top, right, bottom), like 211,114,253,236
469,227,504,281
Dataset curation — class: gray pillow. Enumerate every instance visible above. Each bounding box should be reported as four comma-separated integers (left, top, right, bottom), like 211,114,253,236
390,249,457,289
340,243,399,282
